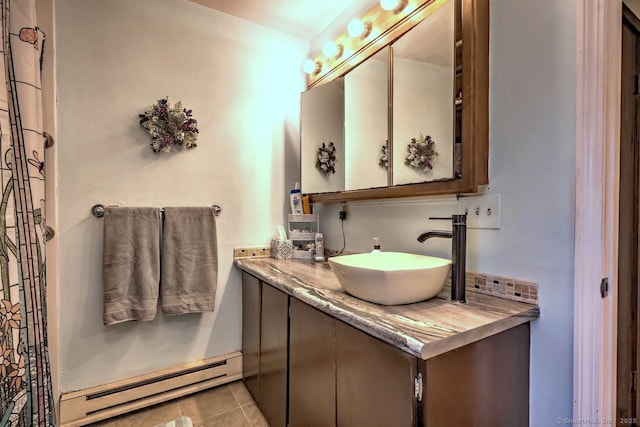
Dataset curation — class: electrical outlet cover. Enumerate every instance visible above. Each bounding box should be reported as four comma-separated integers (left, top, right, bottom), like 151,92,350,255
457,194,501,229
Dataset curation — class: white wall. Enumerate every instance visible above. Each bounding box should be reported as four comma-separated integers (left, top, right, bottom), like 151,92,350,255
315,0,576,425
55,0,306,391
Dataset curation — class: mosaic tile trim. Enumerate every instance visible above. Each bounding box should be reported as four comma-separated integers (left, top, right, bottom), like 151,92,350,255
233,247,271,258
467,271,538,305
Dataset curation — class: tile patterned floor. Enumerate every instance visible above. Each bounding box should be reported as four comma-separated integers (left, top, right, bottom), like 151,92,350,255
89,381,269,427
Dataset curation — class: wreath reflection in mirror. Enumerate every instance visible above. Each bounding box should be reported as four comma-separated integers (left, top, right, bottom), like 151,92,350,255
139,97,199,153
316,141,337,176
405,134,438,172
379,140,389,169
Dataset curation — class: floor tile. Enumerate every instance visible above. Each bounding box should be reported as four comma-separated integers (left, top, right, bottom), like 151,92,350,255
178,385,239,424
87,418,118,427
114,402,182,427
83,383,269,427
242,403,270,427
229,381,255,406
193,407,250,427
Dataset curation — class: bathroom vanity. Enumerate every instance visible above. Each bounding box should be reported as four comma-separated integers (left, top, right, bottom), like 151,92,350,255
235,256,539,427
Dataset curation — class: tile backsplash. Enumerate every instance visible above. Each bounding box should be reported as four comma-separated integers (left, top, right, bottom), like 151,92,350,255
467,272,538,304
233,247,270,258
233,247,539,305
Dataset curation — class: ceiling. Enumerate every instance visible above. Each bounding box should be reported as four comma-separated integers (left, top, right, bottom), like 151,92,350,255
189,0,361,40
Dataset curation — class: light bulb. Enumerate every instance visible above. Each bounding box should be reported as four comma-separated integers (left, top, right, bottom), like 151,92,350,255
302,59,320,74
348,18,366,37
322,41,338,58
380,0,400,10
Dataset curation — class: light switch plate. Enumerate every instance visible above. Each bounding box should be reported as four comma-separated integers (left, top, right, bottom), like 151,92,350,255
457,194,501,229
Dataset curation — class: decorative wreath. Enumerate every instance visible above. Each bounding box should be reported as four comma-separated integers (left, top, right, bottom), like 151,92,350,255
316,141,337,176
139,97,199,153
405,134,438,172
379,140,389,169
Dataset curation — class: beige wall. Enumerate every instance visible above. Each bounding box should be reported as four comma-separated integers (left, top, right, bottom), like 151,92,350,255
55,0,306,392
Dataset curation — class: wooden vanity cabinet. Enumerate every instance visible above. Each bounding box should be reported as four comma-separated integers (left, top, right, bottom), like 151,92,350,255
241,272,530,427
241,272,260,401
289,300,418,427
289,298,336,427
424,323,530,426
241,272,288,427
336,321,418,426
259,284,289,427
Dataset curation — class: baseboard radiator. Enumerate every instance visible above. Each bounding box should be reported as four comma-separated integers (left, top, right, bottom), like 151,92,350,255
59,351,242,427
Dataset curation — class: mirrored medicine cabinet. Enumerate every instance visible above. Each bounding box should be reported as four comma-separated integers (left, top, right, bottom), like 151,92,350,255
300,0,489,203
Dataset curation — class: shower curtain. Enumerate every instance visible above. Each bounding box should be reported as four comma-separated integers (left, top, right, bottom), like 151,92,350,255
0,0,54,426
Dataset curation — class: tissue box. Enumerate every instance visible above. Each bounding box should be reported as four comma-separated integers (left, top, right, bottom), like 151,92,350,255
271,239,294,260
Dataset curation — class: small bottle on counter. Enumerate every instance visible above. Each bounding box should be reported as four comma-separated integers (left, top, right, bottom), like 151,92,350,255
372,237,381,253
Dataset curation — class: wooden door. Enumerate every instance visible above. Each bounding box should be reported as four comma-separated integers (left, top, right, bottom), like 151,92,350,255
289,298,337,427
260,284,289,427
618,6,640,422
336,321,417,427
241,272,261,402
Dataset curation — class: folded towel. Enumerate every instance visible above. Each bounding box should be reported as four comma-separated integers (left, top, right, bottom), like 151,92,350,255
102,207,161,326
161,207,218,315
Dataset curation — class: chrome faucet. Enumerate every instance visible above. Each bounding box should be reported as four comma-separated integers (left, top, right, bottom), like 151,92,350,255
417,214,467,303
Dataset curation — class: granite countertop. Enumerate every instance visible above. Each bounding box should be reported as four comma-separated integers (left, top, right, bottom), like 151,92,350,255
234,256,540,360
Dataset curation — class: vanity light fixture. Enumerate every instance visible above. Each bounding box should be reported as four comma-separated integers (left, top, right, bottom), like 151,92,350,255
347,18,371,38
302,59,321,75
322,40,343,59
380,0,408,13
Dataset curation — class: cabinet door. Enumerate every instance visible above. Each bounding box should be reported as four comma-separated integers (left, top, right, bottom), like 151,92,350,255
425,322,530,427
336,321,417,427
241,272,261,402
260,284,289,427
289,298,336,427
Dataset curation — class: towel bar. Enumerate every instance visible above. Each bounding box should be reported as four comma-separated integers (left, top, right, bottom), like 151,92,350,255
91,204,222,218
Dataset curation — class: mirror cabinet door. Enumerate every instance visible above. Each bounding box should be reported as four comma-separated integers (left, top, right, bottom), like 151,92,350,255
302,0,487,202
344,47,390,191
391,0,456,186
301,78,345,194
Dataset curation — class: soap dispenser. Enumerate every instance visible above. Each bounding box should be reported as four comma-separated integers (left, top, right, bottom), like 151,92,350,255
371,237,381,253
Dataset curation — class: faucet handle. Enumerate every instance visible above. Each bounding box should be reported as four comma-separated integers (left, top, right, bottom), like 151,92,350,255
428,216,452,221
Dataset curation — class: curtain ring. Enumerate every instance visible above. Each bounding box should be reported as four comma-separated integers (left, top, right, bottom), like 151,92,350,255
44,131,54,148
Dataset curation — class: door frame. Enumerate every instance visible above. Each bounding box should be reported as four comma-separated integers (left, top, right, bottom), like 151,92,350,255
574,0,621,418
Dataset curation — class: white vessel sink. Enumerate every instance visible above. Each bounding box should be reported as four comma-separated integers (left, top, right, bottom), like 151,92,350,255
328,252,451,305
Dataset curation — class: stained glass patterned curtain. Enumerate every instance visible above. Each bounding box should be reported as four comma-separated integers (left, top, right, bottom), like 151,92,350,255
0,0,54,425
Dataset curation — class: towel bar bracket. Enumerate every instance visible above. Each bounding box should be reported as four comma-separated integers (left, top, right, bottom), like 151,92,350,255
92,204,105,218
91,204,222,218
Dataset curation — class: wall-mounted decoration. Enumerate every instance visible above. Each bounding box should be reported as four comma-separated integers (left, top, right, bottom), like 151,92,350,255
139,97,199,153
405,134,438,173
379,140,389,169
316,141,337,176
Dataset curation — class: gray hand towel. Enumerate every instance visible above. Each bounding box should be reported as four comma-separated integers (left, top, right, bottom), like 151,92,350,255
161,207,218,315
103,207,161,326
